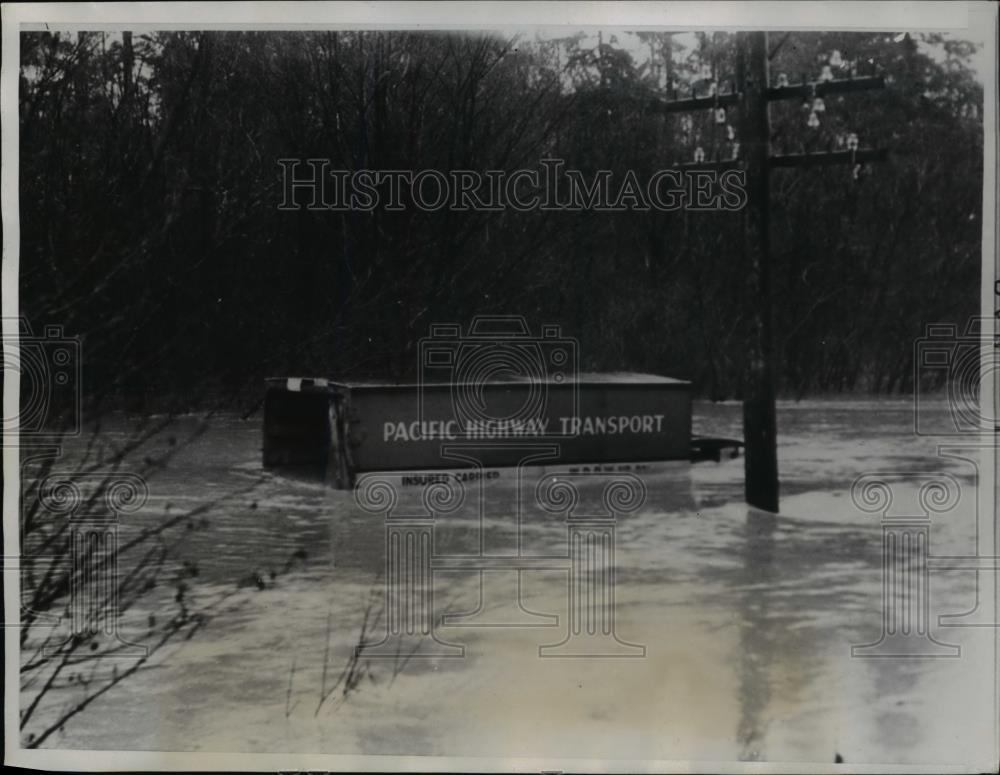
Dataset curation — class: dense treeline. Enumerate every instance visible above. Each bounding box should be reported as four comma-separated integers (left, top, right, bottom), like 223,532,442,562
18,30,983,410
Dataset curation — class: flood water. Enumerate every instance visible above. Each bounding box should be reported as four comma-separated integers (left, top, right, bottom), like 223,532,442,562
20,400,998,767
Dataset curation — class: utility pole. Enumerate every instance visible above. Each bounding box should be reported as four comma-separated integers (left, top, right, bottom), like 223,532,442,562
739,32,778,513
650,31,887,513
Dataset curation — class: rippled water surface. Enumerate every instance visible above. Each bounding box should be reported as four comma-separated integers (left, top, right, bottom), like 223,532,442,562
22,400,998,766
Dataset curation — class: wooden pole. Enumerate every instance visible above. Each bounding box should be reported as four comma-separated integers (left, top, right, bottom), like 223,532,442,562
648,34,885,513
739,31,779,513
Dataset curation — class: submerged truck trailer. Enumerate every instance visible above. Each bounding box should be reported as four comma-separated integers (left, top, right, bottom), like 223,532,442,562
262,373,739,487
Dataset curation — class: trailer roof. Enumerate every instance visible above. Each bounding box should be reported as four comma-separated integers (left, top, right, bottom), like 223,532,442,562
266,372,690,390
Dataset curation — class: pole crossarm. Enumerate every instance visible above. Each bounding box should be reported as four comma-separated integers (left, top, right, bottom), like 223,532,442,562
766,75,886,101
770,148,889,168
673,159,742,171
670,148,886,172
649,92,740,114
650,76,885,115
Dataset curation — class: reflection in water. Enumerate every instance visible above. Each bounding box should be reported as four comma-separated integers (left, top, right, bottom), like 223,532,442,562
870,659,925,751
736,510,778,760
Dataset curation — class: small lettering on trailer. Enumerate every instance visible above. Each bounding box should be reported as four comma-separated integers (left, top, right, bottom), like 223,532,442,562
401,470,502,486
